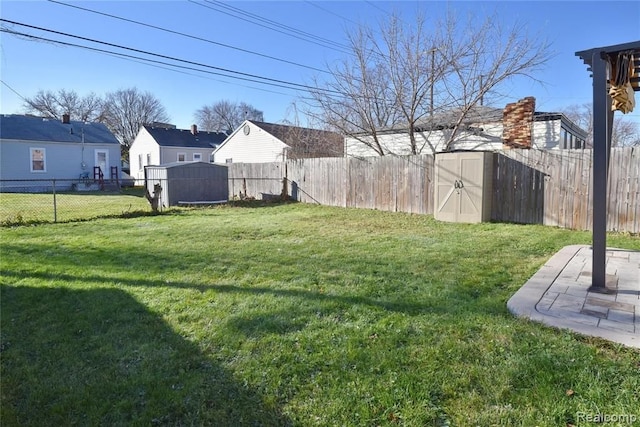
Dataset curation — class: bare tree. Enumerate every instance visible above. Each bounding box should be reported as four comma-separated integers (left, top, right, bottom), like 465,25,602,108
562,103,640,148
101,88,170,157
23,89,104,121
308,25,399,156
194,100,263,134
307,9,551,155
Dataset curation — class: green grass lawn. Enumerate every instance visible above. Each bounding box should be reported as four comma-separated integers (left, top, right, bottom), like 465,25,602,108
1,203,639,426
0,188,150,225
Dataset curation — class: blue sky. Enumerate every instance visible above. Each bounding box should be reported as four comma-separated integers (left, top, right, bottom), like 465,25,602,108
1,0,639,130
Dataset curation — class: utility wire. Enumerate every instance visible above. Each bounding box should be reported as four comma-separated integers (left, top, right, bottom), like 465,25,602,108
0,26,323,99
303,1,360,26
1,79,28,102
0,19,341,96
189,0,352,55
203,0,349,51
47,0,329,75
207,0,349,50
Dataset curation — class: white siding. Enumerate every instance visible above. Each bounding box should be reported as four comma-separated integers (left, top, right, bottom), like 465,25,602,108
161,147,212,164
532,120,561,150
346,122,504,157
129,127,160,184
213,121,288,163
345,119,566,157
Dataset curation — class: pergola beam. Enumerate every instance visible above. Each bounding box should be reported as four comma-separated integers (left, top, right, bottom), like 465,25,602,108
575,41,639,293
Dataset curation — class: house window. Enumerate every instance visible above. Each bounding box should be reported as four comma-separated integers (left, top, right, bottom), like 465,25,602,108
146,153,151,166
193,153,202,162
177,153,186,162
30,148,46,172
225,158,233,164
138,154,143,170
561,129,568,149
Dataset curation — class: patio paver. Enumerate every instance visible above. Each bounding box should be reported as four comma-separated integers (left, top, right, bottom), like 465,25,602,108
507,245,640,348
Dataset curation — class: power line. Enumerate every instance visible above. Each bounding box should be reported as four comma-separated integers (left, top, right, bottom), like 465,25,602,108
204,0,350,51
188,0,352,55
0,19,341,96
1,79,27,102
0,26,322,99
47,0,330,75
303,1,361,26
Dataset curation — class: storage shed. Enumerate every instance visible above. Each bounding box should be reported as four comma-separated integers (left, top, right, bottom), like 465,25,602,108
144,162,228,208
434,151,494,223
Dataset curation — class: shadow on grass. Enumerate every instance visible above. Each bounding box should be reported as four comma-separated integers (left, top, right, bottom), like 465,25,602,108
1,268,508,319
0,209,190,227
0,285,292,426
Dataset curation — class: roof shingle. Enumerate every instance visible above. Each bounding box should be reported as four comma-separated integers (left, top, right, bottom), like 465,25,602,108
144,125,227,149
0,114,119,144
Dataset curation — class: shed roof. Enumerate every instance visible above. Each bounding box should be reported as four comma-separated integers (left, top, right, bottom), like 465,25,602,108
143,125,227,149
148,161,228,169
0,114,119,144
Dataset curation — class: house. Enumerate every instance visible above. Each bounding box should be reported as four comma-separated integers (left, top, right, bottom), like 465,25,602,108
212,120,344,164
129,123,227,184
0,114,121,192
345,97,588,157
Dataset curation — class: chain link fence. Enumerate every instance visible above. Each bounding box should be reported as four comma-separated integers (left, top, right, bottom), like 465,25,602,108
0,179,151,226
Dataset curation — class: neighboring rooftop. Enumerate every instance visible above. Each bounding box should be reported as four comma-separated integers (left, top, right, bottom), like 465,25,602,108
351,99,586,136
0,114,119,144
249,120,344,157
143,124,227,149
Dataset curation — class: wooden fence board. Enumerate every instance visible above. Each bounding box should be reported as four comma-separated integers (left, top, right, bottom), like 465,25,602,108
227,148,638,232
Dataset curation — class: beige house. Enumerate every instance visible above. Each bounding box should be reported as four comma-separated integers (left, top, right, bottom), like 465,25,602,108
129,123,226,184
212,120,344,164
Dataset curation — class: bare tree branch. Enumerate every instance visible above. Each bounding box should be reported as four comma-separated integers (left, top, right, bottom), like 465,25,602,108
101,88,170,157
194,100,263,134
307,8,552,155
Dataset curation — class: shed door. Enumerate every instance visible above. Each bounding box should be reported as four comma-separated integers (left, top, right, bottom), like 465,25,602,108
435,152,486,223
435,157,459,221
457,156,484,223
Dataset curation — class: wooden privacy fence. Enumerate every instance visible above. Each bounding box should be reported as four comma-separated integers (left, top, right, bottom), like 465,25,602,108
229,155,435,215
492,147,639,233
228,147,639,233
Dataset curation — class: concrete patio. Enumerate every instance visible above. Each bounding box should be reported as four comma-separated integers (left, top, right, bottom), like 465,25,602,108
508,245,640,348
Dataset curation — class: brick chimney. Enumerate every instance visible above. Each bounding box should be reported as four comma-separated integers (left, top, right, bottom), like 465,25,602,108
191,124,197,135
62,113,70,124
502,97,535,149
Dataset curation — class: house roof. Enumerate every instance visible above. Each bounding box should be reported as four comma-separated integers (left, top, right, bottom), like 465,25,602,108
143,125,227,149
0,114,119,144
415,105,505,130
352,103,587,137
249,120,344,156
534,112,588,139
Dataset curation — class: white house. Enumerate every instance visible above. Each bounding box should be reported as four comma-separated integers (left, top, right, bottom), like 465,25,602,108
212,120,344,164
345,97,587,157
129,123,227,184
0,114,121,192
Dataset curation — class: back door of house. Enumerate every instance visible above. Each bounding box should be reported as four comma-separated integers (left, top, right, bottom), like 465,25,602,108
95,150,108,176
